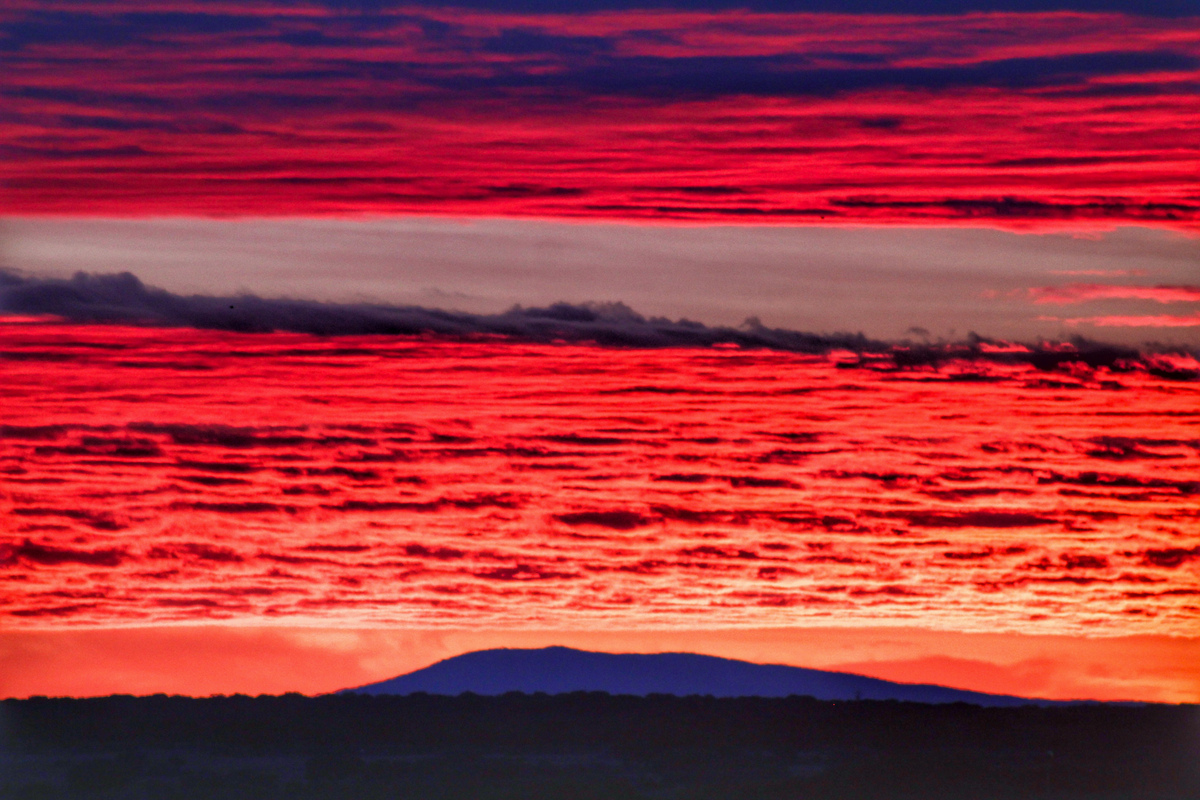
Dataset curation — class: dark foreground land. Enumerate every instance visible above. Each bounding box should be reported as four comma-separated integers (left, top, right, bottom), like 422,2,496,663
2,693,1197,799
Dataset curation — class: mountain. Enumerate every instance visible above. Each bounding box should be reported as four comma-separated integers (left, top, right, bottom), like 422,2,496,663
341,646,1062,706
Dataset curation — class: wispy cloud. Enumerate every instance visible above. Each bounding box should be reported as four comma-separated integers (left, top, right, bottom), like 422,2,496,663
1030,284,1200,304
1053,312,1200,327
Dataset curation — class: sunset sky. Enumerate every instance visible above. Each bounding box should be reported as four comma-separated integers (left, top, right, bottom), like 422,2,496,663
1,0,1198,703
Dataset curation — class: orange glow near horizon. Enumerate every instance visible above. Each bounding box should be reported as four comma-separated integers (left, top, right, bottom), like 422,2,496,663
2,626,1198,704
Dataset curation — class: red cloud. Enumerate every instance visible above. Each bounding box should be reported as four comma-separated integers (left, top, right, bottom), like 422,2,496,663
2,320,1198,639
1,4,1198,228
1056,313,1200,327
1030,284,1200,304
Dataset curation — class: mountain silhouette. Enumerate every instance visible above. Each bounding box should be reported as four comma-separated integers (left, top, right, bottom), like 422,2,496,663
342,646,1062,706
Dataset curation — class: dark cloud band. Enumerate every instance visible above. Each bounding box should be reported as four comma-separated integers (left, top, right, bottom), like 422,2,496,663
15,1,1196,15
2,271,1196,374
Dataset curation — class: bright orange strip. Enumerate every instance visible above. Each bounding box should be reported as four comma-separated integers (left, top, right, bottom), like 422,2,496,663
2,626,1197,703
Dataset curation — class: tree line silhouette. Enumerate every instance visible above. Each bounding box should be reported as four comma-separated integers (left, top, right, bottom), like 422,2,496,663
2,692,1197,799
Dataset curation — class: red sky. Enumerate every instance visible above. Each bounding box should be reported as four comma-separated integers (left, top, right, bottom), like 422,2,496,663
2,2,1198,226
2,319,1198,700
2,1,1199,702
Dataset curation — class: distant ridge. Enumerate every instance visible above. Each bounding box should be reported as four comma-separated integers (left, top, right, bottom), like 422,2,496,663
341,647,1066,707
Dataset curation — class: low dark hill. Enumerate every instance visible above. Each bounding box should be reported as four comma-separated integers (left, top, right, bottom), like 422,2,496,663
343,646,1062,706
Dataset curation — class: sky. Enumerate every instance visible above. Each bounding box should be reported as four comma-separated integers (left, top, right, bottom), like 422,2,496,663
1,0,1199,702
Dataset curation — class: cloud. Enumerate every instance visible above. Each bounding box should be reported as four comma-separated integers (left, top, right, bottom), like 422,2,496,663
454,51,1200,99
1036,469,1200,495
828,198,1200,226
877,510,1059,528
3,272,1199,634
402,544,467,560
847,584,928,597
186,501,296,514
540,434,628,446
678,545,760,559
258,552,342,566
1053,313,1200,328
513,1,1200,12
325,500,442,512
727,476,798,488
3,4,1198,226
304,467,381,481
129,422,315,448
0,425,70,440
1085,436,1184,460
0,271,891,352
8,507,125,531
1058,553,1109,569
174,460,262,474
942,548,997,560
1,539,126,568
32,435,163,458
446,493,526,510
803,553,867,564
178,475,252,486
1030,284,1200,304
650,504,737,524
472,564,581,580
1139,547,1200,568
554,510,656,529
653,473,712,483
8,2,1196,21
922,486,1032,500
145,544,245,563
302,544,371,553
315,494,524,514
9,603,102,618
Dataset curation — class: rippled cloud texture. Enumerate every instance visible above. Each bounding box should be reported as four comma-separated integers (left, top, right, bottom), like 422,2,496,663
3,0,1199,225
3,316,1197,637
3,0,1199,702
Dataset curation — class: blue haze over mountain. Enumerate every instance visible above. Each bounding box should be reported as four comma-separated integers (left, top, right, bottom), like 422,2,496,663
343,647,1068,707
